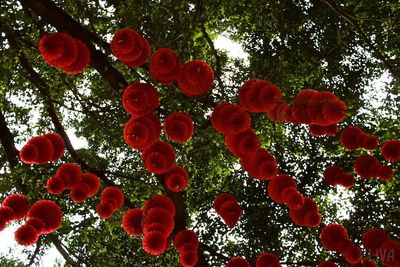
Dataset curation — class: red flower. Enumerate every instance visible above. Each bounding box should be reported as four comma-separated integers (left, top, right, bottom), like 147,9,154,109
101,187,125,209
122,208,143,236
281,187,304,210
354,155,381,179
240,148,277,180
239,79,282,113
362,229,389,256
226,257,251,267
213,193,237,214
219,200,242,227
320,224,349,252
70,184,90,203
96,201,116,219
19,144,39,164
2,194,30,220
123,114,161,150
256,252,280,267
80,173,101,197
225,129,260,158
43,133,65,161
178,60,214,97
289,197,320,227
62,38,91,74
142,231,168,256
142,141,176,174
38,33,66,62
124,36,150,67
143,195,176,216
47,33,78,68
122,83,160,117
267,175,297,204
211,103,250,135
0,206,15,222
27,200,62,234
174,230,199,252
378,240,400,267
111,28,144,60
14,224,39,246
46,176,66,195
164,166,189,192
377,165,393,181
25,217,45,234
164,112,194,143
150,48,181,84
317,261,338,267
143,207,174,234
26,136,54,164
56,163,82,189
381,139,400,162
344,244,362,264
340,126,364,151
180,249,198,267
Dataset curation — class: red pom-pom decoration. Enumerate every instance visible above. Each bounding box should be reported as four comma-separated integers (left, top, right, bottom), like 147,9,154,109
70,184,90,203
122,83,160,117
80,173,101,197
142,141,176,174
46,176,65,195
0,206,15,222
15,224,39,246
289,197,321,227
122,208,143,236
174,230,199,252
164,166,189,192
2,194,30,220
180,250,198,267
323,165,355,188
226,257,251,267
25,217,45,234
56,163,82,189
164,112,194,143
27,200,62,234
62,38,91,74
378,240,400,267
344,244,362,264
39,33,78,68
362,229,389,256
320,224,349,252
178,60,214,97
354,155,381,179
123,114,161,150
309,124,338,137
267,175,297,204
256,252,281,267
43,133,65,160
239,79,282,113
318,261,338,267
225,129,260,158
150,48,181,84
142,231,168,256
211,103,251,135
143,195,176,216
240,148,278,180
381,140,400,162
101,187,124,209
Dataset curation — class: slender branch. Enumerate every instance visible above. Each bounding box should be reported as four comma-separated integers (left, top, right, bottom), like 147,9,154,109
50,235,80,267
320,0,400,81
27,240,41,266
201,243,230,262
200,24,225,95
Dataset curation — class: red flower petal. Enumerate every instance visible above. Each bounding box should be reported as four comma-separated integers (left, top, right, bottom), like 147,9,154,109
178,60,214,97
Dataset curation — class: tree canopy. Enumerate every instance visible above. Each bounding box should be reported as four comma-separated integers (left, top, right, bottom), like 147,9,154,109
0,0,399,266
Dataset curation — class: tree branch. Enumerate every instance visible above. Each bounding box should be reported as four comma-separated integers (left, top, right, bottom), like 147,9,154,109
320,0,400,81
49,235,80,267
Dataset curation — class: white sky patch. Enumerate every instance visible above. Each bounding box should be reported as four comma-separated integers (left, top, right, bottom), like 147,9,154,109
214,35,249,62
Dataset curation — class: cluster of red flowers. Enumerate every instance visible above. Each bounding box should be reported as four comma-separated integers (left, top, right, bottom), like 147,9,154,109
267,174,321,227
111,28,150,67
362,229,400,267
20,133,65,165
164,112,194,143
381,139,400,162
0,194,30,232
256,252,281,267
16,200,63,246
174,230,199,267
309,124,339,137
340,126,378,151
96,187,124,219
354,155,393,180
320,224,364,264
213,193,242,227
142,195,176,255
150,48,181,85
164,166,189,192
323,165,355,188
226,257,251,267
39,32,90,74
47,163,100,203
